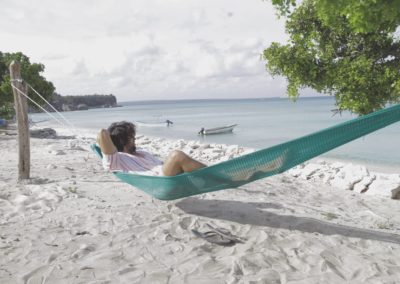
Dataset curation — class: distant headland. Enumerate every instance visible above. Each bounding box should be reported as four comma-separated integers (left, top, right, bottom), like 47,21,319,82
31,93,120,113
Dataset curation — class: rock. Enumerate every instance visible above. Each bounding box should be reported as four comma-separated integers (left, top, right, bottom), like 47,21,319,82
365,174,400,199
54,150,66,156
225,145,240,155
68,141,86,151
329,164,369,190
186,141,198,148
77,104,88,110
199,148,223,160
353,175,376,193
320,167,340,184
291,163,322,179
173,140,186,149
181,146,193,154
287,164,304,177
30,128,57,139
199,144,210,150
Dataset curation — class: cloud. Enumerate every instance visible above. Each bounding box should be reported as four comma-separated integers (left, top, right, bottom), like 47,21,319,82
71,60,89,76
40,53,69,61
0,0,289,101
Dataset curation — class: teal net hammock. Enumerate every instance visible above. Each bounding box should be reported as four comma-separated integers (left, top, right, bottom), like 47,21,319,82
92,104,400,200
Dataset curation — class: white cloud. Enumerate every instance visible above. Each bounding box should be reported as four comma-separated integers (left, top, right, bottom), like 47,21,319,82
0,0,290,101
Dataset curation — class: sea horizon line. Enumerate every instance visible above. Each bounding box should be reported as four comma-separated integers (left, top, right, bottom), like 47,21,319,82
120,95,333,105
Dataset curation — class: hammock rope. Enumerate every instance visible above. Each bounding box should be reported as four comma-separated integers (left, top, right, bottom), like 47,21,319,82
11,82,79,136
92,103,400,200
27,83,76,130
12,83,65,127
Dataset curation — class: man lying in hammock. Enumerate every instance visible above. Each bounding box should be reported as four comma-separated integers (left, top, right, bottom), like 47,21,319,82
97,121,206,176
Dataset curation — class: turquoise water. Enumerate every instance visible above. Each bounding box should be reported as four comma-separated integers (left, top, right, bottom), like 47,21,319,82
31,97,400,170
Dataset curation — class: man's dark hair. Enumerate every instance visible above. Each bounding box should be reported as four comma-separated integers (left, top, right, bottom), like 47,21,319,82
107,121,136,151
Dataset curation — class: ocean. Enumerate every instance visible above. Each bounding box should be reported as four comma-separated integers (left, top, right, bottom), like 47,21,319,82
31,97,400,171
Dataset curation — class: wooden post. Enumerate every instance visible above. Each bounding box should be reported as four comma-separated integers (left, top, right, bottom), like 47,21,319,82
10,61,30,180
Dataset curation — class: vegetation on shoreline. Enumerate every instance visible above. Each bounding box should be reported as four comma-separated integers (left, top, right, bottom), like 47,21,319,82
0,52,55,119
0,52,118,118
45,93,117,112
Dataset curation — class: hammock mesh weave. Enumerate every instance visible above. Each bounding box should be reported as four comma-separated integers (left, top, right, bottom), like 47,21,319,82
92,104,400,200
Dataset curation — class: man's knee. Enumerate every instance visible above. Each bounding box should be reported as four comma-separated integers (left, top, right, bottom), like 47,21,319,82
167,150,187,163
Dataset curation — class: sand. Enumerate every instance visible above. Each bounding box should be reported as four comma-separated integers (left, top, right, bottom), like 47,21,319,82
1,126,400,283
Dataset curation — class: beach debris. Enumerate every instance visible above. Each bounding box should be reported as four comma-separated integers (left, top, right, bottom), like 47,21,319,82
67,186,77,193
376,220,395,230
321,212,338,221
75,231,90,236
0,118,7,127
192,223,245,246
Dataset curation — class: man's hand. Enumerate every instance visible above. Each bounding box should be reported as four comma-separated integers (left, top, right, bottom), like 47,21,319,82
97,129,117,155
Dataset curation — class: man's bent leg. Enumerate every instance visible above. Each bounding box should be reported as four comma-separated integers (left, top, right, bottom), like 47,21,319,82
162,150,206,176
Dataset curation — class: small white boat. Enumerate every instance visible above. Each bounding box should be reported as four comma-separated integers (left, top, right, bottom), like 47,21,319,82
199,124,238,135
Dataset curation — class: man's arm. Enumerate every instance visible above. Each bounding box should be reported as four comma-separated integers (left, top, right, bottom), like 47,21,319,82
97,129,117,155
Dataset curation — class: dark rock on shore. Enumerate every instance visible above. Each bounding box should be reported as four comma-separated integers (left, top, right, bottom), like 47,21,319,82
30,128,57,139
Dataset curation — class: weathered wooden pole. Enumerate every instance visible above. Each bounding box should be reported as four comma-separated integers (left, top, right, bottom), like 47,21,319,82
10,61,30,180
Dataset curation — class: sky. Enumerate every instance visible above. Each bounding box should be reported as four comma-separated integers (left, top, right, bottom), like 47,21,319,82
1,0,294,102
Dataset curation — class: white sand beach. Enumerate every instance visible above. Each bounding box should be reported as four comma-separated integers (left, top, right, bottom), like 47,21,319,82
1,126,400,283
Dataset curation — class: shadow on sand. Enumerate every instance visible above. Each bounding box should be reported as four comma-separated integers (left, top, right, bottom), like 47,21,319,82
176,197,400,244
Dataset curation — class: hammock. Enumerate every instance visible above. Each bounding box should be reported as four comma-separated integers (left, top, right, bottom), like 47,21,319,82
92,104,400,200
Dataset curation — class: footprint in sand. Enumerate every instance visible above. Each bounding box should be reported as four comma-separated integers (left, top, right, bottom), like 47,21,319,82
71,243,96,259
